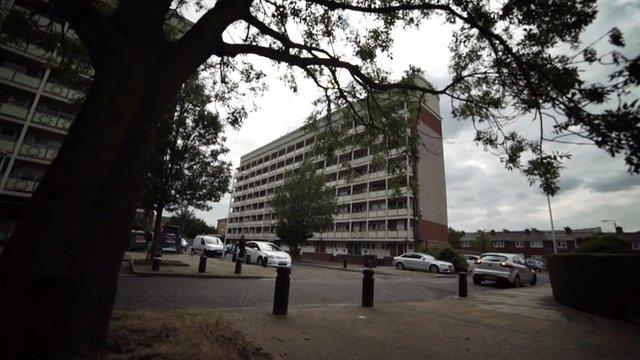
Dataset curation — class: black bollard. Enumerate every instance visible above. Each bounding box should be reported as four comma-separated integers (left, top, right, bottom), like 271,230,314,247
273,267,291,315
458,272,468,297
198,256,207,273
362,269,374,307
234,257,243,274
232,252,237,262
343,258,347,269
151,257,161,272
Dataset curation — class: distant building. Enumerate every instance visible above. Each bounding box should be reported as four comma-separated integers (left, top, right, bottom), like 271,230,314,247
459,227,640,259
225,77,448,258
216,218,227,236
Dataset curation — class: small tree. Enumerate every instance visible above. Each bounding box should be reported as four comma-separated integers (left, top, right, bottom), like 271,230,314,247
141,75,231,252
271,162,337,258
447,227,464,249
167,209,216,239
474,231,492,253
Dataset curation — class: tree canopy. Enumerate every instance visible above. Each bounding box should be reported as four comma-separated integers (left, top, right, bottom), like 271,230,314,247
141,75,231,219
271,161,337,257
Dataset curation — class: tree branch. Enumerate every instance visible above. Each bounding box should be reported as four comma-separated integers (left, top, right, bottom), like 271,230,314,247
50,0,106,59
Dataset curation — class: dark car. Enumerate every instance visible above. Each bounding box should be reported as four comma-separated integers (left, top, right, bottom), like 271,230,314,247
129,230,152,251
161,225,182,253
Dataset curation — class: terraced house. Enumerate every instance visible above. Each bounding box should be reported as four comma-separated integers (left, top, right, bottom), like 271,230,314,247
0,0,190,240
225,79,448,259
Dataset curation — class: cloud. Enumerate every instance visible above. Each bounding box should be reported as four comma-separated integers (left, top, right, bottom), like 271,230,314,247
586,173,640,193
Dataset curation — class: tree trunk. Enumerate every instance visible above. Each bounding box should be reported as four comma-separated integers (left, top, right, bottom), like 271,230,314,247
0,33,186,358
151,204,165,257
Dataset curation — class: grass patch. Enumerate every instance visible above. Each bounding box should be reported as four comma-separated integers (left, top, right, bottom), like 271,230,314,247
101,310,271,359
132,258,189,267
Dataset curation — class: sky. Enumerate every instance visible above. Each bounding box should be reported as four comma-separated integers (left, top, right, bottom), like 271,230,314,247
185,0,640,233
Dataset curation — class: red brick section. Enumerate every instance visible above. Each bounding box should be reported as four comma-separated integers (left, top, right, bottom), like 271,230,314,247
418,110,442,136
420,219,448,249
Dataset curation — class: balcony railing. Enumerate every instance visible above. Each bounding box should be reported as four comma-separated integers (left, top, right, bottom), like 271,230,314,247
5,177,38,193
43,82,82,101
19,142,59,161
31,110,73,131
0,66,42,88
0,138,16,153
0,102,30,120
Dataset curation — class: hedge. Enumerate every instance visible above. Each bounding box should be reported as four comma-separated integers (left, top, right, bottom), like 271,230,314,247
548,254,640,324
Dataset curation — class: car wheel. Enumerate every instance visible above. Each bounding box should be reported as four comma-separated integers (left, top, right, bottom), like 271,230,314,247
190,248,196,255
261,257,268,268
396,262,405,270
513,275,521,288
257,256,263,266
429,265,439,273
531,273,537,286
473,275,482,285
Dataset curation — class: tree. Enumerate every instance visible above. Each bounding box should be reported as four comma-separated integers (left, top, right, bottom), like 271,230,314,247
0,1,638,357
167,208,217,239
271,162,337,258
474,231,492,253
140,75,230,255
447,227,465,249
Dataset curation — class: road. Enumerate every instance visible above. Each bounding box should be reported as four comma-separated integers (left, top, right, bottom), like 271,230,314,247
115,263,549,310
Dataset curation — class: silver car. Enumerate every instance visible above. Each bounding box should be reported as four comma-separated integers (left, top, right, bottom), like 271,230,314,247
392,252,454,273
472,253,536,287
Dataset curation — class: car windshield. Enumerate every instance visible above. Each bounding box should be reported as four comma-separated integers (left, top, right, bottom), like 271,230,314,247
261,243,281,251
204,237,221,245
480,254,508,262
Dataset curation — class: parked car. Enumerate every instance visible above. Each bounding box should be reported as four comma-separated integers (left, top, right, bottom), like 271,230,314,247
473,253,536,287
463,254,480,272
392,252,454,273
525,258,546,272
191,235,224,257
244,241,292,268
180,237,188,253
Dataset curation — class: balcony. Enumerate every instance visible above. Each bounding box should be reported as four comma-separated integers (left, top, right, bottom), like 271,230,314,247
387,208,409,217
369,230,386,238
43,82,82,101
5,177,38,193
0,66,42,89
0,102,29,120
31,110,73,131
19,143,58,162
388,230,409,239
0,138,16,153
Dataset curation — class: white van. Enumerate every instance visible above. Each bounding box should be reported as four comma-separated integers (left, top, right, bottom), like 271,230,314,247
191,235,224,257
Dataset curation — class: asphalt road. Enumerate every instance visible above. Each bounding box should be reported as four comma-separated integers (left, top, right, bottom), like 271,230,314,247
115,263,549,310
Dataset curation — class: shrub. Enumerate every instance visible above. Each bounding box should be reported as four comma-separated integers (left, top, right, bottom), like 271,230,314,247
548,254,640,324
433,245,468,272
573,234,632,254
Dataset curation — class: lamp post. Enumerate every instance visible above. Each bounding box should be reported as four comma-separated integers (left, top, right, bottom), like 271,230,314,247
546,194,558,255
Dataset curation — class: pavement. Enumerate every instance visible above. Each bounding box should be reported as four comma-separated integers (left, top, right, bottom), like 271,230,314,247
223,284,640,360
123,251,276,279
115,262,548,310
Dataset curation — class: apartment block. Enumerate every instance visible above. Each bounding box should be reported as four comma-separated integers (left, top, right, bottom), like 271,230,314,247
0,0,191,240
225,83,448,259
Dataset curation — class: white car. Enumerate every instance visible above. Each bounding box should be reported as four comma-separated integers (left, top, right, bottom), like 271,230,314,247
463,254,480,272
392,252,454,273
191,235,224,257
244,241,292,268
473,253,536,287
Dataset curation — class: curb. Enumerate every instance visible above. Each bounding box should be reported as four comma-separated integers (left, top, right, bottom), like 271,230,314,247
294,261,398,275
122,259,272,280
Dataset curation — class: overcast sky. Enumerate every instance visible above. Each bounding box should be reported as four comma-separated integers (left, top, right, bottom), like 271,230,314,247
186,0,640,233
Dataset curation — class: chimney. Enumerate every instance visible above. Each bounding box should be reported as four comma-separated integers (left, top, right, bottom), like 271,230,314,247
564,226,572,235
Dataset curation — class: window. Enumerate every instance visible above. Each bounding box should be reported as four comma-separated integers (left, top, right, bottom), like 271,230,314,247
633,242,640,251
461,242,470,248
557,241,567,249
515,241,524,248
492,241,505,248
530,240,543,248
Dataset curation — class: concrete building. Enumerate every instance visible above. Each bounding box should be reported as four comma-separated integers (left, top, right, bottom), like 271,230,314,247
0,0,191,241
225,82,448,259
216,217,227,237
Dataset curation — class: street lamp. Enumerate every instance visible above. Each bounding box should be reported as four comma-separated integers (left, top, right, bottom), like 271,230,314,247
601,219,617,232
547,194,558,255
